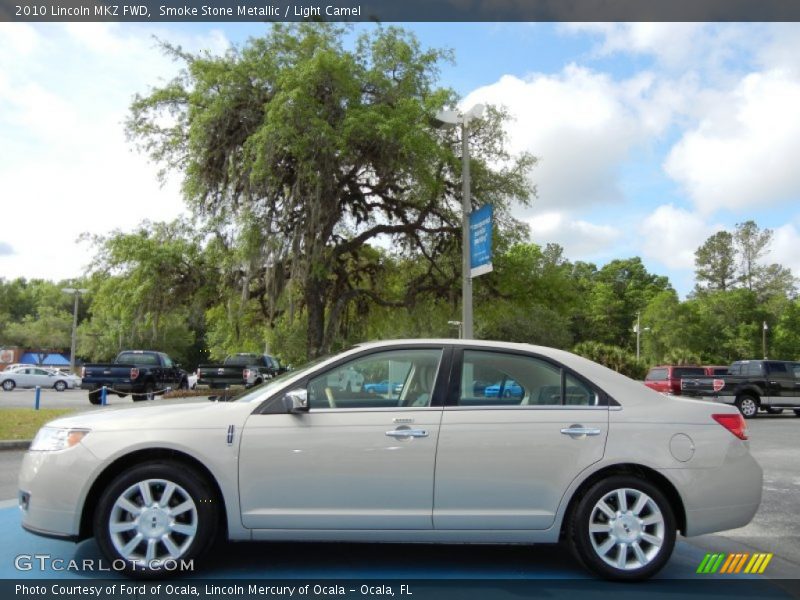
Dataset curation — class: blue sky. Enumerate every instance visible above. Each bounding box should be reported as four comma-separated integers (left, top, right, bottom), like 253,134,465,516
2,22,799,297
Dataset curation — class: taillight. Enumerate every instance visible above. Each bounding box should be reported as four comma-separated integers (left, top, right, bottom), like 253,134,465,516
130,367,140,380
243,368,251,379
713,413,748,440
80,367,85,378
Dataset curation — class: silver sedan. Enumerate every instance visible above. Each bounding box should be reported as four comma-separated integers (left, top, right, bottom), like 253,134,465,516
1,366,81,392
18,340,762,580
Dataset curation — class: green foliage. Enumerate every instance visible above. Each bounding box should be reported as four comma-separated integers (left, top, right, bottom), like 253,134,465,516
572,341,646,379
127,24,535,359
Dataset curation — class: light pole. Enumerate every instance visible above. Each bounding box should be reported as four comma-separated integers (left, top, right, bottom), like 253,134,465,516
634,311,650,361
762,321,768,359
434,103,485,339
62,288,88,374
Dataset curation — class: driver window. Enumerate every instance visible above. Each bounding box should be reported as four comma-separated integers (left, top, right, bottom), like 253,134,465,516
307,349,443,409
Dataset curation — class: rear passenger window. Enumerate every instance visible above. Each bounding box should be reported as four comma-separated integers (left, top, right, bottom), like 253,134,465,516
458,351,598,407
646,368,667,381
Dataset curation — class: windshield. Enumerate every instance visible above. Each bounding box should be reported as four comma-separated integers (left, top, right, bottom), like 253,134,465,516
224,354,333,402
116,352,159,366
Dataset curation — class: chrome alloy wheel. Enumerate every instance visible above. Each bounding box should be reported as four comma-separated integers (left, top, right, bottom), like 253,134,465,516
588,487,666,571
108,478,198,564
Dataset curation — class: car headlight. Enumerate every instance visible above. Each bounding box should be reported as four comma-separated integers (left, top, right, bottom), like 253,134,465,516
29,427,90,452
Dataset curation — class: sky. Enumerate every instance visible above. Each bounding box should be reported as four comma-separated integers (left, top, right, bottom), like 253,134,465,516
1,21,800,298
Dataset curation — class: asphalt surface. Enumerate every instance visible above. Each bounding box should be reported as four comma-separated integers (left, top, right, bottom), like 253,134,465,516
0,387,199,410
0,401,797,590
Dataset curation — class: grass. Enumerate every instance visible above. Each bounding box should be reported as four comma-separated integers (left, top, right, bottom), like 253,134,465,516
0,408,76,440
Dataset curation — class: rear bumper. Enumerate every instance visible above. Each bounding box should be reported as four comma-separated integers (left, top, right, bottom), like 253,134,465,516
81,382,141,394
664,445,763,536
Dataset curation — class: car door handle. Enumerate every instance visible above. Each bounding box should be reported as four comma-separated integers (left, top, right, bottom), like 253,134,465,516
385,429,428,439
561,426,601,437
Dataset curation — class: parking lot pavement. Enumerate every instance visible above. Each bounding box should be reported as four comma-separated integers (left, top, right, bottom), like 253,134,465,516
0,502,780,586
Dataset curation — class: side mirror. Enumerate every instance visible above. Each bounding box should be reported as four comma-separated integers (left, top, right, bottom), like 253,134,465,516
282,389,309,414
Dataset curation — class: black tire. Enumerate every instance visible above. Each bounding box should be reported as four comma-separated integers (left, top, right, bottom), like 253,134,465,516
735,395,759,419
765,407,783,415
53,380,67,392
179,378,189,390
132,382,156,402
1,379,15,391
567,475,676,581
93,461,218,577
794,409,800,417
88,390,102,405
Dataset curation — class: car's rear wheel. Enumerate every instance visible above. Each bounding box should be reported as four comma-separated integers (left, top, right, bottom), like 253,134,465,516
736,395,759,419
88,390,102,405
54,380,67,392
94,461,218,576
794,409,800,417
568,476,676,581
1,379,15,391
765,407,783,415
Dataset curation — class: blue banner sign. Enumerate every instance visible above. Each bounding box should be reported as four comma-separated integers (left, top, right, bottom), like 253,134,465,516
469,204,493,278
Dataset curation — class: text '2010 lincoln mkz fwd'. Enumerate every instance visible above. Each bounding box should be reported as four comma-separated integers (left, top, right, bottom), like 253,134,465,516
19,340,762,580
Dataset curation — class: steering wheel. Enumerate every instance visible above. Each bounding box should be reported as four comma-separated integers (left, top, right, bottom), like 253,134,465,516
324,387,337,408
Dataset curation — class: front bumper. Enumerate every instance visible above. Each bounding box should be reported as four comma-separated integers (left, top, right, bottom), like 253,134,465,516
18,443,100,540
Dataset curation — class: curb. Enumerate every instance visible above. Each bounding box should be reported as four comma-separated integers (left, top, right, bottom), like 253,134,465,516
0,440,31,450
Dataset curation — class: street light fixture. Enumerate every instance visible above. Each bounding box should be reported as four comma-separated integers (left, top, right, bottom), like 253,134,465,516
634,311,650,361
447,320,463,339
62,288,88,374
434,103,485,339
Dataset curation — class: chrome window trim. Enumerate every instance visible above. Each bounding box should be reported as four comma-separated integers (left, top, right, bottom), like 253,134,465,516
442,405,610,412
306,406,445,414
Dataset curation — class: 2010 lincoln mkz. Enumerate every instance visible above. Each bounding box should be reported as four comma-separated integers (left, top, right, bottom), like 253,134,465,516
19,340,762,580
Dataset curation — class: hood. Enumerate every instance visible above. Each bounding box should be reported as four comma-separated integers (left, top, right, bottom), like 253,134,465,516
44,399,254,431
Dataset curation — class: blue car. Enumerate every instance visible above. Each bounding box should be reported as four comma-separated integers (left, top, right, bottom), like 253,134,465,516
363,380,403,395
483,380,523,398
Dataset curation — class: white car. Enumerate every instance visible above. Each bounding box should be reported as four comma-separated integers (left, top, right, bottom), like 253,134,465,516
18,340,762,580
1,366,81,392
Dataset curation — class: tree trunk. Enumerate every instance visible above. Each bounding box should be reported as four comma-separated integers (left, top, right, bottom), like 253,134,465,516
305,275,328,359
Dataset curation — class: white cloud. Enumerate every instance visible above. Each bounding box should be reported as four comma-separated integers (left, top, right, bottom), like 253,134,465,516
769,223,800,279
638,204,721,270
525,211,621,260
462,66,667,214
664,69,800,215
0,24,231,281
563,23,708,69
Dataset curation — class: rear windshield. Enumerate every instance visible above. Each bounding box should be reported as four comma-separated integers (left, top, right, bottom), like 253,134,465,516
646,368,668,381
672,367,705,378
224,355,258,366
116,352,160,366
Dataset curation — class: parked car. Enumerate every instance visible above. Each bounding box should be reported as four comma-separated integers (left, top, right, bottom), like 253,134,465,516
362,380,403,395
81,350,188,404
19,339,762,580
680,359,800,418
483,378,524,398
197,353,286,389
643,365,710,395
0,366,81,392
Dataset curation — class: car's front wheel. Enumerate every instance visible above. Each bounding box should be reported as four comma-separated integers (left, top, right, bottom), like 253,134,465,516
94,461,218,576
568,476,676,581
53,380,67,392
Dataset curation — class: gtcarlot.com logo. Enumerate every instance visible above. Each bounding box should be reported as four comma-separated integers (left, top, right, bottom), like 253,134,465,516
696,552,773,575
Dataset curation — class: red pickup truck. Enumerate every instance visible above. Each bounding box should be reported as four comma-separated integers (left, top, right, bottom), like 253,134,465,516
644,365,728,395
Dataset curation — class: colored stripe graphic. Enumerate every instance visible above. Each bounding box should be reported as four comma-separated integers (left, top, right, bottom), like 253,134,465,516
697,552,773,575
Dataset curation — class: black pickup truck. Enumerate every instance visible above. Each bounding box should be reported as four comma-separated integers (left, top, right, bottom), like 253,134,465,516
681,359,800,418
197,353,286,389
81,350,189,404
